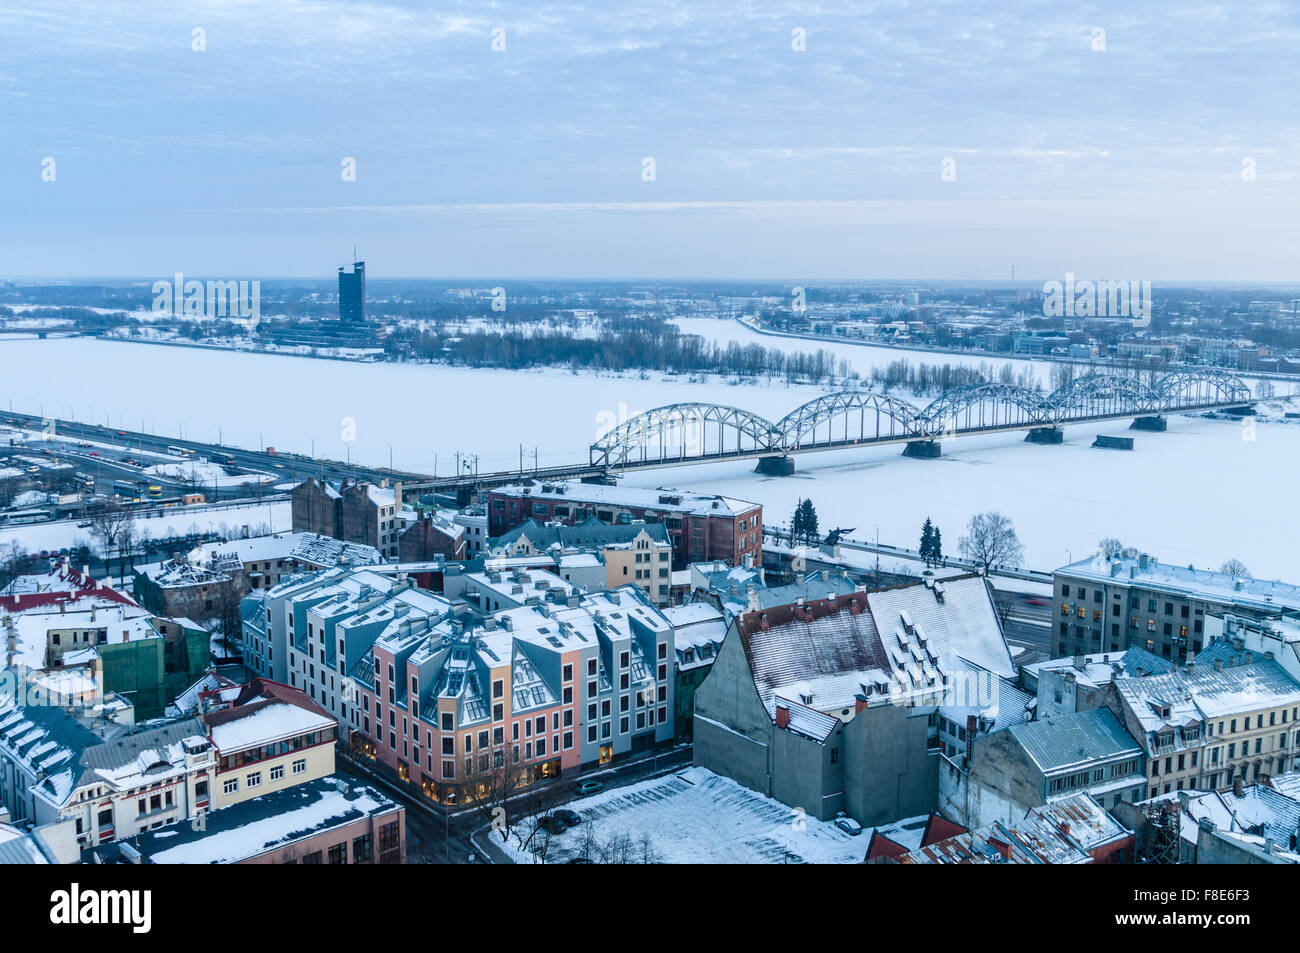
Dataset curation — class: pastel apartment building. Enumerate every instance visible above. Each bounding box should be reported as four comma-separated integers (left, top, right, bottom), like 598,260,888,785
345,586,675,803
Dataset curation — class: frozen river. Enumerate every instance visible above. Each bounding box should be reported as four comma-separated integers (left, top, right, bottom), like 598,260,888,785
2,336,1296,579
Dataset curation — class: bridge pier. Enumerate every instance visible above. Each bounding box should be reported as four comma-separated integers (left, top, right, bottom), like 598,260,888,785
902,440,941,459
1024,426,1064,445
1130,416,1167,432
754,455,795,476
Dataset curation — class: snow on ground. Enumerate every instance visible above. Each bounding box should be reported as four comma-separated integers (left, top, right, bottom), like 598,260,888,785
673,315,1060,387
0,500,290,554
622,411,1300,581
497,766,891,865
143,460,273,486
4,337,1298,579
0,337,840,470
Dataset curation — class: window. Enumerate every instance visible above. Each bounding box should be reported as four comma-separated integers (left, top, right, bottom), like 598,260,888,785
292,758,307,774
223,778,239,795
328,843,347,864
270,765,285,782
353,834,372,863
246,772,262,788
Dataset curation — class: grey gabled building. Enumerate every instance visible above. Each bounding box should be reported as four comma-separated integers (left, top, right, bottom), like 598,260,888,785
941,707,1144,828
694,575,1018,826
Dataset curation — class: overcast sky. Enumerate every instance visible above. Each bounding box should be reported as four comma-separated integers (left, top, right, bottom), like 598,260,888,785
3,0,1299,280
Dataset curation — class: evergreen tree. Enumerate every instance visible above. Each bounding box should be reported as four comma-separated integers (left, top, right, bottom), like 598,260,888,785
920,518,934,566
932,527,943,565
800,499,819,545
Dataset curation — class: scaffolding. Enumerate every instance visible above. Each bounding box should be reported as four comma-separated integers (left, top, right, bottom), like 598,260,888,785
1140,801,1182,864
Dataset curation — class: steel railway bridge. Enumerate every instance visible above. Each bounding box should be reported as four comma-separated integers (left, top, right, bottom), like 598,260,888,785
588,369,1254,474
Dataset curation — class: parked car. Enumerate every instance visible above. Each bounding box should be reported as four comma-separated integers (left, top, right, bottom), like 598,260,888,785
554,809,582,827
834,812,863,836
538,815,568,835
576,780,604,796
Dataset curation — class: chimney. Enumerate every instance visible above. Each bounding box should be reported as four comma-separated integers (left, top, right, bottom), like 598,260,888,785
966,714,979,740
1058,822,1071,839
1233,776,1245,798
1213,658,1224,671
1244,651,1253,664
774,703,790,729
988,836,1012,860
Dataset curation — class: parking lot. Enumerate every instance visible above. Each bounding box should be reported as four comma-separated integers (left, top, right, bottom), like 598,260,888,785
493,766,912,865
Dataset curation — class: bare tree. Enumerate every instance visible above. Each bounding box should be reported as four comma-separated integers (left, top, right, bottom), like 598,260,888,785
461,748,536,847
958,511,1024,575
1219,558,1250,579
1098,538,1140,559
86,499,136,578
0,541,29,594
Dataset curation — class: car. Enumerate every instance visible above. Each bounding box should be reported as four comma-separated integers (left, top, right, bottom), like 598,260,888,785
116,430,126,436
554,809,582,827
834,813,863,836
576,780,603,796
538,815,568,835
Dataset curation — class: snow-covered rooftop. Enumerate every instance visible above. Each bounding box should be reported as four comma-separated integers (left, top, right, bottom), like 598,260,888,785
1058,553,1300,615
494,480,760,518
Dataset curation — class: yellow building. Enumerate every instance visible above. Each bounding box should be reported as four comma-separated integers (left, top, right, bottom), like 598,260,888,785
602,529,673,606
204,680,338,810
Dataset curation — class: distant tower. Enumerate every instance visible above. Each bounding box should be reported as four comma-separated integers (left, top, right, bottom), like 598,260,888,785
338,258,366,325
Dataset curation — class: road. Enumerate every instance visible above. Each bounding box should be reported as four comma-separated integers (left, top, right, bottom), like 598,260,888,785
3,410,416,498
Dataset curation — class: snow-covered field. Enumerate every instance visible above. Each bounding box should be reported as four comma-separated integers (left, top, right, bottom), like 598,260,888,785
497,766,913,864
0,500,290,554
623,412,1298,580
3,337,1297,578
143,460,274,486
672,315,1062,386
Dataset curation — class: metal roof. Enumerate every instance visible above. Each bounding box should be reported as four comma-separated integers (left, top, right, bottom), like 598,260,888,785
1007,707,1142,774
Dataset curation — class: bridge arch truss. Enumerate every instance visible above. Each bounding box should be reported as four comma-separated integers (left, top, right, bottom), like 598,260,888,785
589,402,779,469
1155,369,1252,411
919,383,1053,437
588,369,1253,469
1047,373,1162,423
776,391,926,450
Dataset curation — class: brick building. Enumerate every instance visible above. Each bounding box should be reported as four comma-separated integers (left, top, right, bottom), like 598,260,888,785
292,477,404,559
487,481,761,570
